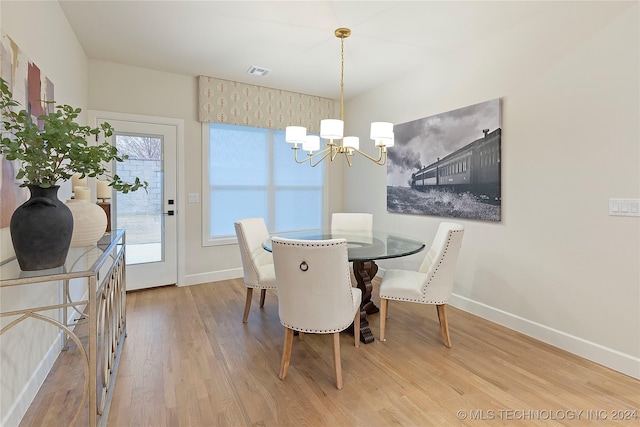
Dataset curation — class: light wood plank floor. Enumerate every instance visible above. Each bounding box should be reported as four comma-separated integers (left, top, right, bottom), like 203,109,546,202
20,278,639,426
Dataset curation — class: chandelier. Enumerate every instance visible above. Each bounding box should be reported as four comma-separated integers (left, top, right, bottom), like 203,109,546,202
285,28,394,167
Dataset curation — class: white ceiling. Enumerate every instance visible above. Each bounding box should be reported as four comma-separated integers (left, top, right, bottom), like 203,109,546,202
58,1,624,101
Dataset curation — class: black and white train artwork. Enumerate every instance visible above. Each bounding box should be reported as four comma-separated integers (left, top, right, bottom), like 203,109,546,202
387,99,502,222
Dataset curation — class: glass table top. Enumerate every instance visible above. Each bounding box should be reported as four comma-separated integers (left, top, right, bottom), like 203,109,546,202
263,229,425,262
0,229,125,285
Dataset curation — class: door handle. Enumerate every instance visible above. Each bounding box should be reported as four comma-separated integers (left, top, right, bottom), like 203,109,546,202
163,210,175,216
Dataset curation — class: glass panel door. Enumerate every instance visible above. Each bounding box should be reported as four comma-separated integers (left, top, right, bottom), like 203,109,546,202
92,115,178,290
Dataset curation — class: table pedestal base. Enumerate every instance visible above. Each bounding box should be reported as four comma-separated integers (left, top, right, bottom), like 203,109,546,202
352,260,379,344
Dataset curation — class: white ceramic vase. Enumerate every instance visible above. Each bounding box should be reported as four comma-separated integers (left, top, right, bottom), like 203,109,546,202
66,199,108,247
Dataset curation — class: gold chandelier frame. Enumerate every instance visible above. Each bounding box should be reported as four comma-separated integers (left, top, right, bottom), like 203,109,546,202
285,28,394,167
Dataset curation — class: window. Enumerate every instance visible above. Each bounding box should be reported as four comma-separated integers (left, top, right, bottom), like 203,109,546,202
203,123,324,245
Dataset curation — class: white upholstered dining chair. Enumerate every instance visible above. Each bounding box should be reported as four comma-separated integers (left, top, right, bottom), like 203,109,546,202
330,212,373,232
271,237,361,390
379,222,464,347
234,218,277,323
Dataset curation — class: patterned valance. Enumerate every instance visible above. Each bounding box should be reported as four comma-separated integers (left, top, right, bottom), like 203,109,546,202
198,76,335,133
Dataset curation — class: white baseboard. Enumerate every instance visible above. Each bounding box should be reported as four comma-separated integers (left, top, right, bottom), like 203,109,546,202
1,337,59,427
449,293,640,380
180,268,242,287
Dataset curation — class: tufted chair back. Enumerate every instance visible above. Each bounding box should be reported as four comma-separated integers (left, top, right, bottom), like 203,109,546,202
330,212,373,232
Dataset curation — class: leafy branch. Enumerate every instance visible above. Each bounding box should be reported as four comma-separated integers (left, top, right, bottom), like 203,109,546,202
0,77,147,193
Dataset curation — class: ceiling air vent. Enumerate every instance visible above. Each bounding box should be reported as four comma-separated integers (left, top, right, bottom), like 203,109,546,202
246,66,270,76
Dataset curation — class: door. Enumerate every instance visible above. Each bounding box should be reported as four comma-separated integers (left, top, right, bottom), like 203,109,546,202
91,113,178,290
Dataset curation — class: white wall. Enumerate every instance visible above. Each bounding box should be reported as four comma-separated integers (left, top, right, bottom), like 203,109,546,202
343,2,639,378
0,1,90,425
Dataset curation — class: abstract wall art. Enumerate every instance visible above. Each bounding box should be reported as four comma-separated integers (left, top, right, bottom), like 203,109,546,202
0,33,55,228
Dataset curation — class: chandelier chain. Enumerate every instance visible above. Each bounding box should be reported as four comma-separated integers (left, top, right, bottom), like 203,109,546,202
340,36,345,122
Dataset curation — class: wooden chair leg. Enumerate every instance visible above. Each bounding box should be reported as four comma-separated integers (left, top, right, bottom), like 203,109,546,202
380,298,388,342
242,288,253,323
259,289,267,307
436,304,452,348
354,309,360,348
332,332,343,390
279,327,295,380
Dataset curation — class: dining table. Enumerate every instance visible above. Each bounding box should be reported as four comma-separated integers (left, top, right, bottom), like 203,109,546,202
263,229,425,343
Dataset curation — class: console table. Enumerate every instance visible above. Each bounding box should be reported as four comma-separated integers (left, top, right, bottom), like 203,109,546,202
0,229,127,427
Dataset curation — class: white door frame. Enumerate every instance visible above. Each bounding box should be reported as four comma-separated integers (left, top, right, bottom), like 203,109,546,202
88,110,185,287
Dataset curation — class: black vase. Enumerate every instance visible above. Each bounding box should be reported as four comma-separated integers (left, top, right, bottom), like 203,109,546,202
10,185,74,271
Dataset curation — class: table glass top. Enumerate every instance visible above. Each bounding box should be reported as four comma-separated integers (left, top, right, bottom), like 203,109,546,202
0,229,125,285
263,229,425,262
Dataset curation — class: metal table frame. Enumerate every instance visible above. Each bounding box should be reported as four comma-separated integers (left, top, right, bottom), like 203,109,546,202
0,229,127,426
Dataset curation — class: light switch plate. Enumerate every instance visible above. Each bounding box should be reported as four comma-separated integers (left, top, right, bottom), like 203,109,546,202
609,198,640,216
188,193,199,203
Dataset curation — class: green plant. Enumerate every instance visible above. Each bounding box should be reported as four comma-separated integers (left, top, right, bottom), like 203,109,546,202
0,77,147,193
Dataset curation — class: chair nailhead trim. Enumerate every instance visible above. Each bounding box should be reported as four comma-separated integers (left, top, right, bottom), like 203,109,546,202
382,296,449,304
274,241,345,247
420,229,463,301
282,321,352,334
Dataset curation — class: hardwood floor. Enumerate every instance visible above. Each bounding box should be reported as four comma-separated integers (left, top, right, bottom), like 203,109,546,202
20,278,639,426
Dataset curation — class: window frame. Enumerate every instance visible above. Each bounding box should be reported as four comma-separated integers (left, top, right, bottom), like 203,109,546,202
201,123,329,246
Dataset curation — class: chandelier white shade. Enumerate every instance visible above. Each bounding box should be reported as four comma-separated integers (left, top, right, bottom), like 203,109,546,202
285,28,394,167
320,119,344,140
303,135,320,152
371,122,395,147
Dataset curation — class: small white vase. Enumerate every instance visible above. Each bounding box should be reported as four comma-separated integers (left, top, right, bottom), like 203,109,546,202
66,199,108,247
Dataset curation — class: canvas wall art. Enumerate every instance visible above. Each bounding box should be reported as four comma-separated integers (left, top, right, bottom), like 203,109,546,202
387,98,502,222
0,33,55,228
